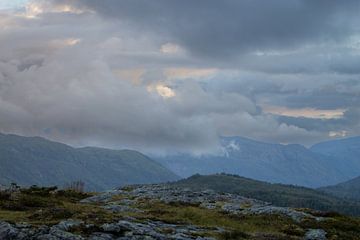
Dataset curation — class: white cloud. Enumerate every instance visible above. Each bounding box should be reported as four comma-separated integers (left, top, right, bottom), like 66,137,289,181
263,105,346,119
160,42,182,54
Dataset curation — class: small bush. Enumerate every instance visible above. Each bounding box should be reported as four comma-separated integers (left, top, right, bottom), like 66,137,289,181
55,190,91,201
20,186,58,197
281,224,305,236
0,191,11,201
18,195,49,208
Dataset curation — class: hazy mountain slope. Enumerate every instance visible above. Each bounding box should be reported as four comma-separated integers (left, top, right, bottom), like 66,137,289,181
174,174,360,216
311,136,360,179
0,133,178,191
155,136,348,188
318,175,360,201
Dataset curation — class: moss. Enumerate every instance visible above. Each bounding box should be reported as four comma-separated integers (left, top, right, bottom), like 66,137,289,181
0,210,29,224
54,190,93,202
20,186,58,197
299,216,360,240
219,230,250,240
281,224,305,236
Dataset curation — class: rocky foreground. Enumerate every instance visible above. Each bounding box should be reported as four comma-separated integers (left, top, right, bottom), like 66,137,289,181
0,184,358,239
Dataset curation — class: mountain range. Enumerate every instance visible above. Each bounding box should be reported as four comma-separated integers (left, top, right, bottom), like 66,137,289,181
0,133,178,191
155,136,360,188
1,132,359,190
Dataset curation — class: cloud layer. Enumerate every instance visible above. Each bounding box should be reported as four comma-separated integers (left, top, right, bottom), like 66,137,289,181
0,0,360,154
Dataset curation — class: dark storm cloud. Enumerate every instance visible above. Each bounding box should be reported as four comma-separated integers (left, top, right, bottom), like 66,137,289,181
0,0,359,154
69,0,360,59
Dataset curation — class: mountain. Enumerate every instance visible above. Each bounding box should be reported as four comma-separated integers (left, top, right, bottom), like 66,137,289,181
318,175,360,201
174,173,360,216
311,136,360,179
155,136,349,188
0,133,178,191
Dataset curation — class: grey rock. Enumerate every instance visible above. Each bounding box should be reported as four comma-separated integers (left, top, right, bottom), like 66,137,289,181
46,227,85,240
14,223,31,229
103,204,143,213
200,202,217,210
80,190,123,203
241,206,313,222
55,219,84,231
304,229,327,240
89,232,115,240
101,222,131,233
0,221,19,239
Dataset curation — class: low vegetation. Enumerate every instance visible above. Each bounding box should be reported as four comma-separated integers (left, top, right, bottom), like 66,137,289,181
0,184,113,226
130,200,360,239
174,173,360,216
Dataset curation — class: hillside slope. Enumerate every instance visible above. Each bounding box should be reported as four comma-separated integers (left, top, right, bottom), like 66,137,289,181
318,175,360,201
155,136,349,188
0,133,178,191
1,184,360,239
174,174,360,216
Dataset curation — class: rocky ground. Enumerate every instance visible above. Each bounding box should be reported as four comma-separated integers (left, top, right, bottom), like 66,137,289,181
0,184,358,239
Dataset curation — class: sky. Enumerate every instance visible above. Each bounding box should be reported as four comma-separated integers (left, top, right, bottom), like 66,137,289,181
0,0,360,154
0,0,28,9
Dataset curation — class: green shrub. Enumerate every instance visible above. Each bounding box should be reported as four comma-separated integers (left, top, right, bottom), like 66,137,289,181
18,195,50,208
281,224,305,236
55,190,91,201
0,191,11,201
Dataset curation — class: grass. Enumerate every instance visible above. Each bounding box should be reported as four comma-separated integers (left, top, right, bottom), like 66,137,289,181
130,199,360,240
131,200,301,239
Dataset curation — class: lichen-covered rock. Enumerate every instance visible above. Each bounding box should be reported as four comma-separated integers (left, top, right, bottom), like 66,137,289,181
40,227,85,240
80,190,123,203
102,204,143,213
305,229,327,240
88,232,115,240
241,205,316,222
0,221,19,239
55,219,84,231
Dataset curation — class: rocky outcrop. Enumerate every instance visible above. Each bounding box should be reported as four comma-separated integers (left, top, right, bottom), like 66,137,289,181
0,184,331,239
0,219,216,240
0,221,84,240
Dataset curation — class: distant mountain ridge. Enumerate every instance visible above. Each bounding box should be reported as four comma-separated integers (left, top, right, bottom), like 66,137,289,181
155,136,360,188
318,175,360,201
174,173,360,216
0,133,178,191
311,136,360,178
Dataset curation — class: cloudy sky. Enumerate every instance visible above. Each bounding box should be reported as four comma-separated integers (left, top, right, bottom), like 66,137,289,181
0,0,359,154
